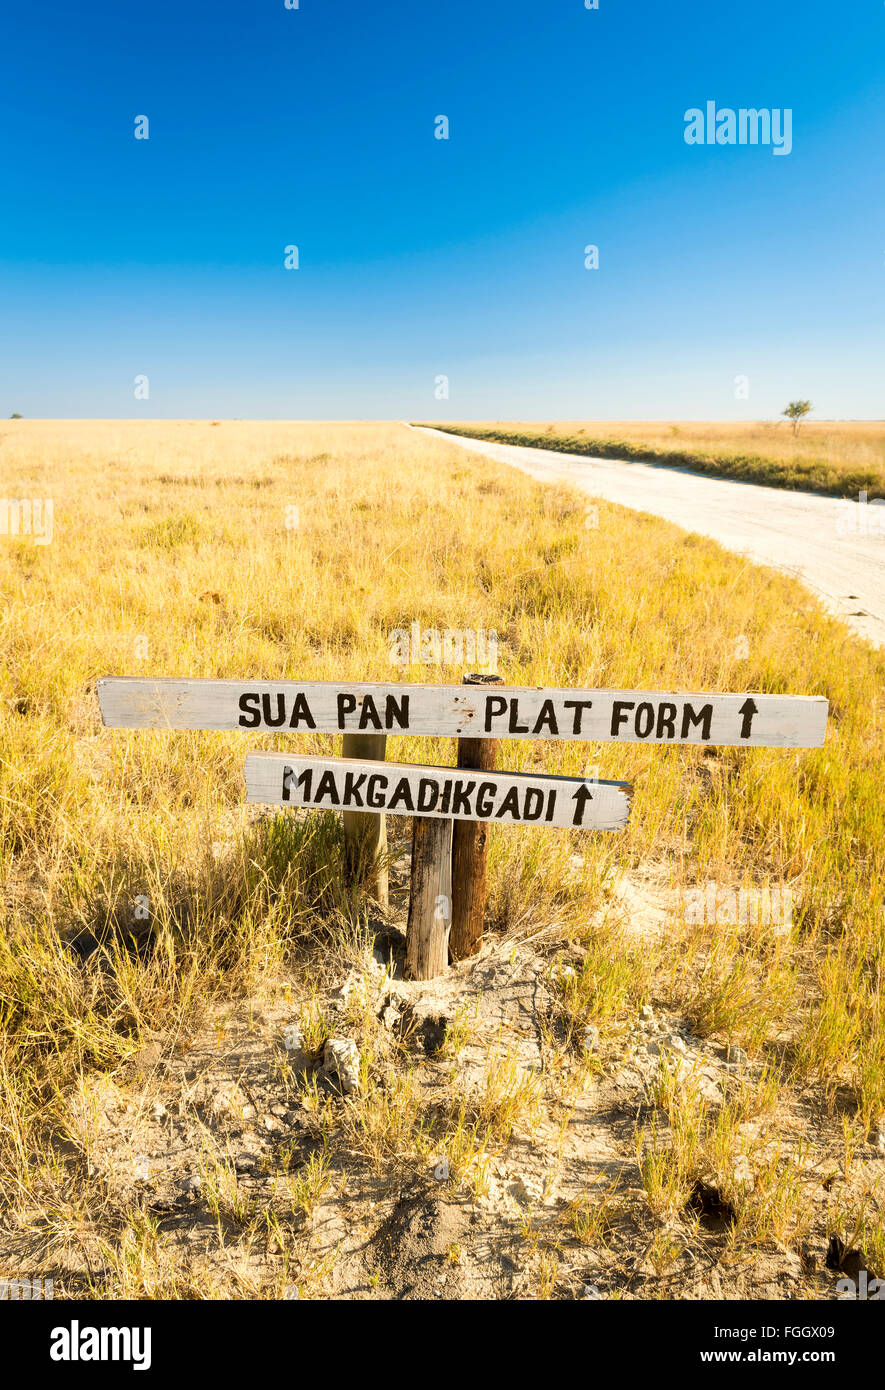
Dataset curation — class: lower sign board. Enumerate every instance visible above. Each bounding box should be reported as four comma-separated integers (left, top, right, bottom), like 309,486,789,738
98,678,828,748
244,754,633,831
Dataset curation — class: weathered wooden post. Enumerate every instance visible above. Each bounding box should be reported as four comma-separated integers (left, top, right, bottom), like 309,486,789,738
405,816,453,980
450,672,504,961
341,732,388,908
99,677,829,989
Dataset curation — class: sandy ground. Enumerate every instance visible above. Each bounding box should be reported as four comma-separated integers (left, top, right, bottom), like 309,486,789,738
411,426,885,650
7,903,871,1301
4,837,876,1301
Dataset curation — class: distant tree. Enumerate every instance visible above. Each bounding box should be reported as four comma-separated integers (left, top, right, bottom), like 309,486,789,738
10,412,22,419
782,400,812,436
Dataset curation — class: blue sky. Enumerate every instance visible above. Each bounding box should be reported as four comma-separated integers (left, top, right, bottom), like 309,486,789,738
2,0,883,419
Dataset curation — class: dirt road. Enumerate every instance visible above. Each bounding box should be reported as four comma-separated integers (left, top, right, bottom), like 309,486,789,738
412,426,885,649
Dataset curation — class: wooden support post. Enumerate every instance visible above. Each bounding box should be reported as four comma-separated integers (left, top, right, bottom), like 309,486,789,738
341,732,388,908
405,815,453,980
450,672,504,962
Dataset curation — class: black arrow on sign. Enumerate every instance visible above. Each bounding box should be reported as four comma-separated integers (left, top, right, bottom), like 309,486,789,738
738,698,759,739
571,785,594,826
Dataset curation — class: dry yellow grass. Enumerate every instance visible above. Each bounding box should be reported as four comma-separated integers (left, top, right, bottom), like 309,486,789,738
1,419,883,1297
511,419,885,466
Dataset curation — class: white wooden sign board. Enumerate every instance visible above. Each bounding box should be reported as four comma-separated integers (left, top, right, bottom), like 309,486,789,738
244,754,633,830
97,679,828,748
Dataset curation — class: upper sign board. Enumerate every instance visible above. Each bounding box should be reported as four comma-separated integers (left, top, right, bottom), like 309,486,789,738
97,678,828,748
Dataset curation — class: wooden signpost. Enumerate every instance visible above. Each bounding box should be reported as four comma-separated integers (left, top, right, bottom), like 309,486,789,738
451,673,503,962
97,675,828,980
406,816,453,981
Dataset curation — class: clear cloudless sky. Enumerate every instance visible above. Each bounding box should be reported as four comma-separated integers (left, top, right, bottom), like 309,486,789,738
1,0,883,419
